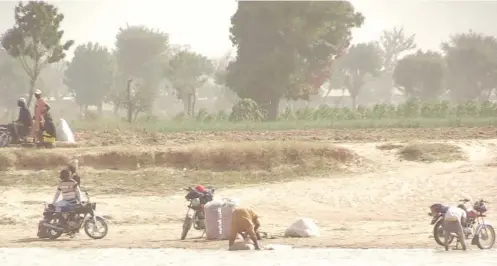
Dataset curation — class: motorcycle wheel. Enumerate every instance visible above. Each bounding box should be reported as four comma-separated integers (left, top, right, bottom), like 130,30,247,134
45,217,63,240
84,216,108,239
0,130,10,147
433,219,454,246
476,224,496,250
181,216,193,240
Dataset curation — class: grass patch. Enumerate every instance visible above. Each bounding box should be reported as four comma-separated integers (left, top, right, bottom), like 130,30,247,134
397,143,465,162
0,141,362,172
0,167,352,196
69,117,497,133
0,142,366,195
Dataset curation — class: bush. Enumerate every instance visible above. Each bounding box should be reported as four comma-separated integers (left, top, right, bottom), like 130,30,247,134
229,98,266,122
273,100,497,122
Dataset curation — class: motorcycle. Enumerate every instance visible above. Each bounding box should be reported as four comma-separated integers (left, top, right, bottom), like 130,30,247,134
462,199,495,249
0,123,12,147
37,190,109,240
180,186,215,240
0,121,31,147
429,199,495,249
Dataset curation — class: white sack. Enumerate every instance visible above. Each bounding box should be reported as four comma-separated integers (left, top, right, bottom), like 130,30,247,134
284,218,320,238
56,118,75,143
220,198,240,240
204,200,223,240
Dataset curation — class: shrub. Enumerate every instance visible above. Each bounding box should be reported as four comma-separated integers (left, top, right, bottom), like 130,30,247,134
229,98,265,122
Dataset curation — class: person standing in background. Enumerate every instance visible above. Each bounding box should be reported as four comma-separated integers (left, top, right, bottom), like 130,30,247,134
32,89,50,143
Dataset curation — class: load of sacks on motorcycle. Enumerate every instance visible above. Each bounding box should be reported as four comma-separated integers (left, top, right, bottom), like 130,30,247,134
182,185,320,251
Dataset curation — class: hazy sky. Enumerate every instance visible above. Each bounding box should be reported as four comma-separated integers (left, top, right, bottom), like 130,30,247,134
1,0,497,59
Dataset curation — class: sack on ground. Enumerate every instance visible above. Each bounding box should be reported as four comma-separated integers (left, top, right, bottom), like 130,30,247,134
56,118,75,143
220,198,240,240
284,218,320,238
204,200,223,240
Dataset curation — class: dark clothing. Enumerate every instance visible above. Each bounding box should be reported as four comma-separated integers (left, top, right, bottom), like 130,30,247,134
72,173,81,186
43,119,56,138
17,107,32,128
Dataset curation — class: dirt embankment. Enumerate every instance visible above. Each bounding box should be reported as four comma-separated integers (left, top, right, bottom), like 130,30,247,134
0,141,363,172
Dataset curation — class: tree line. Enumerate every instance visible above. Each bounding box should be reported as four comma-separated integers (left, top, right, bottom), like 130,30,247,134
1,1,496,121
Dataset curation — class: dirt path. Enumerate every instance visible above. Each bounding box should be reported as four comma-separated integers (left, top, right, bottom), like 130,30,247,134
1,139,497,249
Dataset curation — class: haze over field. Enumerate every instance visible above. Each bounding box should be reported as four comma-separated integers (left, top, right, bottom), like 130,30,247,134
2,1,497,260
1,0,496,59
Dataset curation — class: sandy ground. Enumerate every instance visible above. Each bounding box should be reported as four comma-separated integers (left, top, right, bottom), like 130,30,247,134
1,135,497,249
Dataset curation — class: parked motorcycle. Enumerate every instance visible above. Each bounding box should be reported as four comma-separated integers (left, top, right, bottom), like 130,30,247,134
428,199,495,249
462,199,495,249
37,190,108,240
180,186,215,240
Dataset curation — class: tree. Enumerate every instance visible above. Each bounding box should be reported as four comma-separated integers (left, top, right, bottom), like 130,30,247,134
340,42,383,108
393,50,446,100
1,1,74,108
374,27,417,103
0,48,29,108
113,25,169,118
167,49,214,116
380,27,416,72
64,42,114,112
442,31,497,101
227,1,364,120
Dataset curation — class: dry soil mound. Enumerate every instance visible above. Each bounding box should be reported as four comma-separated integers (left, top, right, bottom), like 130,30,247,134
397,143,465,162
0,141,363,172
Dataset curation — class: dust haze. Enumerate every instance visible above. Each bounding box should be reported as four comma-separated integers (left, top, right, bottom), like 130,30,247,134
1,0,497,120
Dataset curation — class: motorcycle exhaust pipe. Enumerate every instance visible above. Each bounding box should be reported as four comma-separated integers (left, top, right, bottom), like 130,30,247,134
42,222,63,231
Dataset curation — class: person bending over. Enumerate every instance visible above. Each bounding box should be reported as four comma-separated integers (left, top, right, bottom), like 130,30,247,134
443,205,467,251
229,207,262,250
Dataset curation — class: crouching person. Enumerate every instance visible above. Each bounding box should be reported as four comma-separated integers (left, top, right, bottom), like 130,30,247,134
443,205,467,251
229,207,262,250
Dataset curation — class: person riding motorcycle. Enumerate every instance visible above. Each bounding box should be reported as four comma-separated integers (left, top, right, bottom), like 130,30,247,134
51,169,82,225
12,98,32,142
